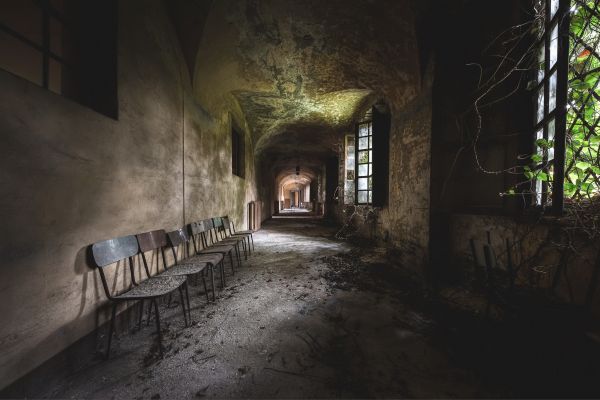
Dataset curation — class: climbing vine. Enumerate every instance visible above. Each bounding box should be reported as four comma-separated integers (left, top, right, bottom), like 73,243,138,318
451,0,600,296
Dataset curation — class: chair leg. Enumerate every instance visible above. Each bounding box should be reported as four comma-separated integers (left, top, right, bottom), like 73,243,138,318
242,240,248,260
250,234,255,251
178,286,188,327
146,300,153,326
201,271,209,303
137,299,144,330
184,281,192,322
209,265,216,301
220,260,226,287
153,299,164,357
229,251,235,275
106,303,117,359
234,246,242,268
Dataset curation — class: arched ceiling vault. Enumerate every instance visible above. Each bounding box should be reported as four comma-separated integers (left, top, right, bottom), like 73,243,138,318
191,0,421,162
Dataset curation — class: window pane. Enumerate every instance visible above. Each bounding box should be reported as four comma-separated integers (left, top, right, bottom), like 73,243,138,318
548,118,555,160
369,163,372,176
358,151,369,164
0,0,43,45
49,59,61,94
0,31,43,85
358,177,368,190
50,17,63,57
537,86,545,123
535,127,544,161
358,137,369,150
50,0,65,16
549,24,558,68
549,71,557,112
358,191,368,203
359,124,369,137
369,136,372,148
368,176,373,189
368,191,372,203
538,44,545,83
346,153,354,169
369,150,372,162
550,0,559,19
358,164,368,177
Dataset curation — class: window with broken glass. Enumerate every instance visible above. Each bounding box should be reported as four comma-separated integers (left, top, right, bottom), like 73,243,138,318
531,0,600,211
356,110,373,205
344,134,356,204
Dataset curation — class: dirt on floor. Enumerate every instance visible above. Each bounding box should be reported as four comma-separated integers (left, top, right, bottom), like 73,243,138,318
38,219,600,399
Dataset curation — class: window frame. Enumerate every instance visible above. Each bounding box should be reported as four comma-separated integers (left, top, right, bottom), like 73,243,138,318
532,0,570,213
0,0,69,92
355,113,373,205
231,127,245,179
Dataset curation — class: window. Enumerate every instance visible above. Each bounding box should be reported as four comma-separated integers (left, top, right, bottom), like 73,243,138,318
343,134,356,204
343,104,390,207
0,0,118,118
356,110,373,204
232,127,245,178
532,0,600,211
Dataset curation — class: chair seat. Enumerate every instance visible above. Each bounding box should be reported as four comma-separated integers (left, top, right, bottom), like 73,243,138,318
160,262,207,277
233,230,253,235
199,244,234,254
218,237,244,245
231,232,251,237
116,276,186,300
185,253,223,265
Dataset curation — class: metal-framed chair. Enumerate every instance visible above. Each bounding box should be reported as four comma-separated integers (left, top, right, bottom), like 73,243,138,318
136,229,211,322
212,217,249,260
166,227,226,300
91,235,188,358
202,218,243,266
223,215,254,251
189,220,239,275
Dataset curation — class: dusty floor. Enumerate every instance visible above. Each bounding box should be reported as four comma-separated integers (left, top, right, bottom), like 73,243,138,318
39,219,600,399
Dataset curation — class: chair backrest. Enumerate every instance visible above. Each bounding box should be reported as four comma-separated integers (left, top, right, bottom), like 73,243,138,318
213,217,223,228
91,235,139,299
92,235,139,267
167,228,190,247
166,228,191,264
136,229,168,252
469,239,487,268
482,244,498,270
203,218,214,230
222,216,232,230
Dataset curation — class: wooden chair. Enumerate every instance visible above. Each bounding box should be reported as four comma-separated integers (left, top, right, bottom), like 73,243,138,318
166,227,226,300
91,235,188,358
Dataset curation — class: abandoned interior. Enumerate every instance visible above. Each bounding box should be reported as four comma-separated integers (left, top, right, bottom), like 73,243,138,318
2,0,600,398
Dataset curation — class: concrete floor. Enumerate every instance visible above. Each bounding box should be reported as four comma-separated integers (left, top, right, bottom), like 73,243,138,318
38,219,600,398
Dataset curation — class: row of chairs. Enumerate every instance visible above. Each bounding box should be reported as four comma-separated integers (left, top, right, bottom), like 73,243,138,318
91,216,255,358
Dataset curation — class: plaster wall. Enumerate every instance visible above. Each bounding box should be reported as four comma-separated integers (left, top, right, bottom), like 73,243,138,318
0,0,257,389
448,214,600,317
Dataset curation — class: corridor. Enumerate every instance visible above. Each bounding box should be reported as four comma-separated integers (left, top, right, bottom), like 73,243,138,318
40,219,490,399
3,0,600,397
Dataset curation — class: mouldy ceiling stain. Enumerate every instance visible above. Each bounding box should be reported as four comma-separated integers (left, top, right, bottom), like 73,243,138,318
194,0,419,158
235,89,373,154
